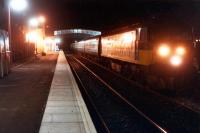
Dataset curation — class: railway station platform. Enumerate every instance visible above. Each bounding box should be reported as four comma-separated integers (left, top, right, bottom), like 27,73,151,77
0,53,58,133
39,51,96,133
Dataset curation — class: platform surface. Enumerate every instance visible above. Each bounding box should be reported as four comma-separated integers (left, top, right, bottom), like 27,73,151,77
39,51,96,133
0,53,58,133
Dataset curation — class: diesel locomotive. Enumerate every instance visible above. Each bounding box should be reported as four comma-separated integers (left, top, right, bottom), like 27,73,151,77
0,30,11,78
71,24,194,89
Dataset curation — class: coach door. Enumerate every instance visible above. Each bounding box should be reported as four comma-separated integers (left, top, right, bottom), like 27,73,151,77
135,28,148,60
0,32,4,78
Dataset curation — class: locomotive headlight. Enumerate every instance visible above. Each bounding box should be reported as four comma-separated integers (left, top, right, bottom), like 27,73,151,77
176,47,185,55
170,56,182,66
158,45,170,57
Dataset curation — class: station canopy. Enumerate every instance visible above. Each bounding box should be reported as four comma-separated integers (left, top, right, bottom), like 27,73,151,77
54,29,101,36
54,29,101,50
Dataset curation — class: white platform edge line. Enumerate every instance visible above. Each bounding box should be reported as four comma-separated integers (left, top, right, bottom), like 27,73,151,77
38,52,60,133
39,51,97,133
63,51,97,133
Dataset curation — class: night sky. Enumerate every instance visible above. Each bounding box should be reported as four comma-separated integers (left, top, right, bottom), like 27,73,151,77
0,0,200,33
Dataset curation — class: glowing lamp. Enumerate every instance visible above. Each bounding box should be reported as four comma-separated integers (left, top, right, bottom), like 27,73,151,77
9,0,28,11
54,38,61,43
26,31,39,43
44,38,54,44
39,16,45,23
158,45,170,57
170,56,182,66
176,47,185,55
29,18,39,27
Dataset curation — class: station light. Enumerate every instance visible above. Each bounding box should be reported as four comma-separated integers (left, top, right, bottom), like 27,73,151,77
44,38,53,44
29,16,46,27
26,31,39,43
29,18,39,27
39,16,45,23
9,0,28,11
54,38,61,43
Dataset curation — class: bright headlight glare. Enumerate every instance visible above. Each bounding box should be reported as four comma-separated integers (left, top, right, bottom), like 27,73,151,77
170,56,182,66
158,45,170,57
176,47,185,55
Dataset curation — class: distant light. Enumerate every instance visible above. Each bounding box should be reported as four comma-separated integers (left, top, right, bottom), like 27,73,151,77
29,18,39,27
170,56,182,66
54,38,61,43
26,31,39,43
158,45,170,57
9,0,28,11
44,38,53,44
39,16,45,23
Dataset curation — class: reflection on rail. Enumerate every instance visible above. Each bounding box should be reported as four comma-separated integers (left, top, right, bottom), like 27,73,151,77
67,55,167,133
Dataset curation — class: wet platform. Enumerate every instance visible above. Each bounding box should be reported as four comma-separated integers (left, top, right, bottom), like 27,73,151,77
39,51,96,133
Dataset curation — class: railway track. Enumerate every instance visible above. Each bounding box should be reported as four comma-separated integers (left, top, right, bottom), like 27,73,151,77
67,54,200,133
79,55,200,113
66,55,166,133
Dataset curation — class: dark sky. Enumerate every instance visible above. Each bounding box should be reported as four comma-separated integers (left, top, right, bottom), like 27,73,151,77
30,0,200,31
1,0,200,33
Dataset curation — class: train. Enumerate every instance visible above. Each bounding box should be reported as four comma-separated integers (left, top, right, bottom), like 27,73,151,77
71,24,194,89
0,30,11,78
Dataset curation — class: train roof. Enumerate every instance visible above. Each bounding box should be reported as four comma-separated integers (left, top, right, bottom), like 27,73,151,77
74,21,193,43
75,23,143,42
101,23,142,37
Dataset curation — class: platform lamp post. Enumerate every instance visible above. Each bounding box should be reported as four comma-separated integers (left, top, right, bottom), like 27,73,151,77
8,0,28,61
28,16,46,57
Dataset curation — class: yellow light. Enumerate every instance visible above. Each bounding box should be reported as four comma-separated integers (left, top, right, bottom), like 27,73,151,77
39,16,45,23
26,31,39,43
170,56,182,66
158,45,170,57
176,47,185,55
